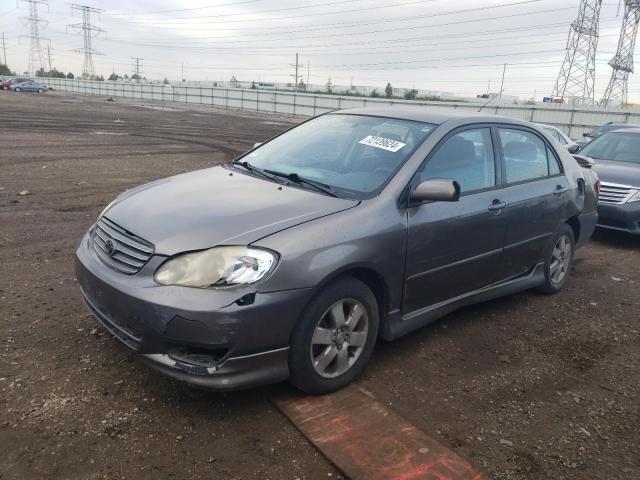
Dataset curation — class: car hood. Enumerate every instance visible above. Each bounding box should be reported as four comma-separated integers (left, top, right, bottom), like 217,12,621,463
104,165,359,255
593,159,640,187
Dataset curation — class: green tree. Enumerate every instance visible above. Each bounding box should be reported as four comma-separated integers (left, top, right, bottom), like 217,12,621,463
370,89,379,98
297,79,306,92
67,72,75,79
0,64,12,76
385,83,393,98
163,77,170,84
108,72,119,81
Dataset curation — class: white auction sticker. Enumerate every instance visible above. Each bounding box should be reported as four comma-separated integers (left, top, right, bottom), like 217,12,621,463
358,135,406,153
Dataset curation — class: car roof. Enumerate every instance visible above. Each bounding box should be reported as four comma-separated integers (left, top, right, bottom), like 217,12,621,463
611,127,640,134
604,122,640,127
333,105,532,127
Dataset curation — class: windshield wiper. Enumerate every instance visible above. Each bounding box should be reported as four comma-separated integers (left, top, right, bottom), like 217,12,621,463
264,170,338,197
231,160,284,184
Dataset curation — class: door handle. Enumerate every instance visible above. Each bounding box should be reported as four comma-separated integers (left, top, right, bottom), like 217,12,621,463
488,200,507,213
553,186,569,195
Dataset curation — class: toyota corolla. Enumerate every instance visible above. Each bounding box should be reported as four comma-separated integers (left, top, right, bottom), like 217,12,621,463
75,107,599,394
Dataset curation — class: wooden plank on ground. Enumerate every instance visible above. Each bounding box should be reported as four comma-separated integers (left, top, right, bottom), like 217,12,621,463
275,386,487,480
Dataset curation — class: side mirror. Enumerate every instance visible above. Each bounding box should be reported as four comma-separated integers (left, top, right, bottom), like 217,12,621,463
567,144,580,154
582,132,591,138
573,154,595,169
410,179,460,203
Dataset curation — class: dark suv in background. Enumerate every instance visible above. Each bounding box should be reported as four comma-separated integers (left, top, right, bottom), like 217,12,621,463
577,122,640,148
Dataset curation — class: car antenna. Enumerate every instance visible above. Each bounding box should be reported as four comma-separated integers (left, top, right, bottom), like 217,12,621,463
477,88,505,113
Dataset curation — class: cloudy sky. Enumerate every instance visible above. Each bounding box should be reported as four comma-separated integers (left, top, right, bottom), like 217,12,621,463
2,0,639,102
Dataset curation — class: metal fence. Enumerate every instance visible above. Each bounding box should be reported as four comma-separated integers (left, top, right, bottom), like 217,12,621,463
26,77,640,138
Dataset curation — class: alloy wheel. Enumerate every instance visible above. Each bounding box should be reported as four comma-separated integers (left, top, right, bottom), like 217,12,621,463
550,234,572,285
310,299,369,378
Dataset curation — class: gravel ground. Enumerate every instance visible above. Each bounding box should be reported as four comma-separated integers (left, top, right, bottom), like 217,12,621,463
0,91,638,480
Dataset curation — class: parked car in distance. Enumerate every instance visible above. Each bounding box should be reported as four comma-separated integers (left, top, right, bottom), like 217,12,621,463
578,128,640,234
0,77,31,90
9,80,48,93
577,122,640,148
75,108,599,394
538,123,580,153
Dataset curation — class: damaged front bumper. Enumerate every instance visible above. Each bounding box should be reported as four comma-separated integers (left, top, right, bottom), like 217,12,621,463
75,231,313,390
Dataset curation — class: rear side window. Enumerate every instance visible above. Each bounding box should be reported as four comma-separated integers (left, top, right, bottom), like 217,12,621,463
420,128,496,193
499,128,561,183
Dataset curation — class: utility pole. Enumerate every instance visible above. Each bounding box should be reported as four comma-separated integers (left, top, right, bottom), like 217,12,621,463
19,0,49,77
499,63,507,100
132,57,143,81
46,44,51,72
289,52,304,91
551,0,602,105
68,4,104,78
307,60,310,86
181,62,184,82
600,0,640,107
1,32,6,66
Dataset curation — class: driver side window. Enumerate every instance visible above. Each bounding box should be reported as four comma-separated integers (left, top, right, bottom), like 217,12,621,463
419,128,496,193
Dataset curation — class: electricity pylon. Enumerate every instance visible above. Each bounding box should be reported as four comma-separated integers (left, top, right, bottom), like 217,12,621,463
600,1,640,107
552,0,603,105
19,0,49,76
68,4,104,78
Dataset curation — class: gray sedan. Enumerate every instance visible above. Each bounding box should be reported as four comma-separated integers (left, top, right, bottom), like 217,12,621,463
75,107,599,394
9,80,48,93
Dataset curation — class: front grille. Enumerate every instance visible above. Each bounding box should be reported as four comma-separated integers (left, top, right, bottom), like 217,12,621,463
92,217,154,274
598,182,638,205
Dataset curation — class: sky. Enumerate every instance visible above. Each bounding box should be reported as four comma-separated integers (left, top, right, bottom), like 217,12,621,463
1,0,639,102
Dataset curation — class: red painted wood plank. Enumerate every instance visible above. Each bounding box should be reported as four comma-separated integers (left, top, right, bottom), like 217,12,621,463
275,387,487,480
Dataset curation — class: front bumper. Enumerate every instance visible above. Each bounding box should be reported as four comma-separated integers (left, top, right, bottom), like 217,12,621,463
597,201,640,235
75,231,313,390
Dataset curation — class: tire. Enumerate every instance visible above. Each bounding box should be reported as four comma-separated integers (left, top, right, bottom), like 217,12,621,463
289,277,379,394
537,224,575,294
2,86,6,90
15,87,21,92
37,88,43,93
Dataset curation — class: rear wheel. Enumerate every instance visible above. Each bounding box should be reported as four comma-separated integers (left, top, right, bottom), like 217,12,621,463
537,224,575,294
37,88,43,93
15,87,21,92
289,277,378,394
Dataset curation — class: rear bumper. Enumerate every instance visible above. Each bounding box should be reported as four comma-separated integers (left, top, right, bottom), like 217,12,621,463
597,202,640,235
75,231,313,390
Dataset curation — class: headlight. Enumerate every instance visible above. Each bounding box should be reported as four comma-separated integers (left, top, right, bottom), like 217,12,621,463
154,246,277,288
628,190,640,203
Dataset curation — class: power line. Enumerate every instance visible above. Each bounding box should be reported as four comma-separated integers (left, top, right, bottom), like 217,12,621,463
119,0,441,27
601,0,640,106
19,0,49,76
106,0,265,16
68,4,104,78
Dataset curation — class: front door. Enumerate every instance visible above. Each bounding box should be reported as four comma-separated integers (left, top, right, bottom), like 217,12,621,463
403,126,508,314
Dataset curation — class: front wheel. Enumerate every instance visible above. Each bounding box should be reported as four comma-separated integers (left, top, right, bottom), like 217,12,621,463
37,88,43,93
15,87,21,92
289,277,379,394
537,224,575,294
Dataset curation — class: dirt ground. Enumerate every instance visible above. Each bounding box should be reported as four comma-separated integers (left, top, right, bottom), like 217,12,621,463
1,92,638,480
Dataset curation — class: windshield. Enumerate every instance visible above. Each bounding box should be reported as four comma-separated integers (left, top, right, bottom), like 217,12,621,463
237,114,435,197
580,132,640,164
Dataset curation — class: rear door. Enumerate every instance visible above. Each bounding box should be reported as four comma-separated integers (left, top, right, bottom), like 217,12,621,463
494,126,569,281
403,125,508,313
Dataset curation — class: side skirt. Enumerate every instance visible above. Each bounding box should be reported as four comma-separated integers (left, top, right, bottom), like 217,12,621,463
381,262,545,341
